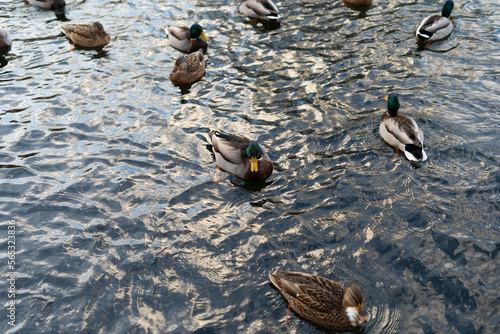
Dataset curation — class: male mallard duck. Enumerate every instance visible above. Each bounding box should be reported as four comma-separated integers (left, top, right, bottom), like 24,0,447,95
343,0,372,6
416,1,454,44
269,271,368,328
28,0,66,10
239,0,281,21
379,93,427,162
0,28,11,52
61,22,110,48
167,23,208,53
206,130,273,181
169,49,207,86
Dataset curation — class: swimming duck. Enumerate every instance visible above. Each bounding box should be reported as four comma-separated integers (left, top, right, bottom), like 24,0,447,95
269,271,368,328
416,1,454,44
343,0,372,6
206,130,273,181
169,49,207,86
167,23,208,53
379,94,427,162
0,28,11,52
28,0,66,10
239,0,281,21
61,22,110,48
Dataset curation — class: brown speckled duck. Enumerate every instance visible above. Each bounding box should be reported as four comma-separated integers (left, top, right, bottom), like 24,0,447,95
206,130,273,182
167,23,208,53
169,49,207,86
61,22,110,48
269,271,368,328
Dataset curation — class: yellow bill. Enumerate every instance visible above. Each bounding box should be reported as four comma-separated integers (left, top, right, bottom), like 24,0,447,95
250,156,259,172
200,32,208,41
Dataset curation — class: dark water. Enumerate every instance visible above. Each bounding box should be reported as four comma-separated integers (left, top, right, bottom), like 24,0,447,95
1,0,499,333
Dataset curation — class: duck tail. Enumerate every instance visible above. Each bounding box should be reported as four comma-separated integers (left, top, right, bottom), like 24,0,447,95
404,144,427,161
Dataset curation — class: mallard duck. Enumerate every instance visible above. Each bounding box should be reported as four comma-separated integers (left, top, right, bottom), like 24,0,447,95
206,130,273,181
343,0,372,6
61,22,110,48
269,271,368,328
0,28,11,52
239,0,281,21
379,93,428,162
169,49,207,86
416,1,454,44
168,23,208,53
28,0,66,10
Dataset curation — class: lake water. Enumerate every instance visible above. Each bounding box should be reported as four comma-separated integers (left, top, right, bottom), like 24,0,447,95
1,0,499,333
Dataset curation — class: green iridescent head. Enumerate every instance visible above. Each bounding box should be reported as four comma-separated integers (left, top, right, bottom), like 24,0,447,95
385,93,400,116
442,1,454,18
190,23,206,40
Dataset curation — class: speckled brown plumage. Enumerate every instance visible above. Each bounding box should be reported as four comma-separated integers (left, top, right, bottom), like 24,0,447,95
169,49,207,86
61,22,110,48
269,271,367,328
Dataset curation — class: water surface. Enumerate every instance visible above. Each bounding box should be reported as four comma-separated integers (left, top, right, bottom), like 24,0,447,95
1,0,499,333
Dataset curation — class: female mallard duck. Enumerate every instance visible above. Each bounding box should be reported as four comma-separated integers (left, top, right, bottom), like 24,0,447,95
239,0,281,21
0,28,11,52
168,23,208,53
169,49,207,86
379,93,427,162
61,22,110,48
206,130,273,181
416,1,454,44
269,271,368,328
28,0,66,10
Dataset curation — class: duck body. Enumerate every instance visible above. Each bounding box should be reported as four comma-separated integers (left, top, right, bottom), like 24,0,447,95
168,24,208,53
239,0,281,21
344,0,372,6
169,49,207,86
416,1,454,43
379,94,427,162
61,22,110,48
0,28,11,52
28,0,66,10
206,130,273,181
269,271,368,328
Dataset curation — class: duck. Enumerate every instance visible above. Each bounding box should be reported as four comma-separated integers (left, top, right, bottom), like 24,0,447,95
239,0,281,21
379,93,428,162
206,130,273,181
28,0,66,10
416,1,455,44
343,0,372,6
167,23,208,53
61,22,110,48
169,49,207,86
269,271,368,328
0,28,11,52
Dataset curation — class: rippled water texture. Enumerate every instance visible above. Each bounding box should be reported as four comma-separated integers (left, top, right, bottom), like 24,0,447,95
1,0,499,333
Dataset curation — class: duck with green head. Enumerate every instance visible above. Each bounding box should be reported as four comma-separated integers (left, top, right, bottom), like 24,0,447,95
206,130,273,181
379,93,427,162
416,1,455,44
269,271,368,328
168,23,208,53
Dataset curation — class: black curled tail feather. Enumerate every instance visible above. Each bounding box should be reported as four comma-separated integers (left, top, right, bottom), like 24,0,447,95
405,144,424,160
